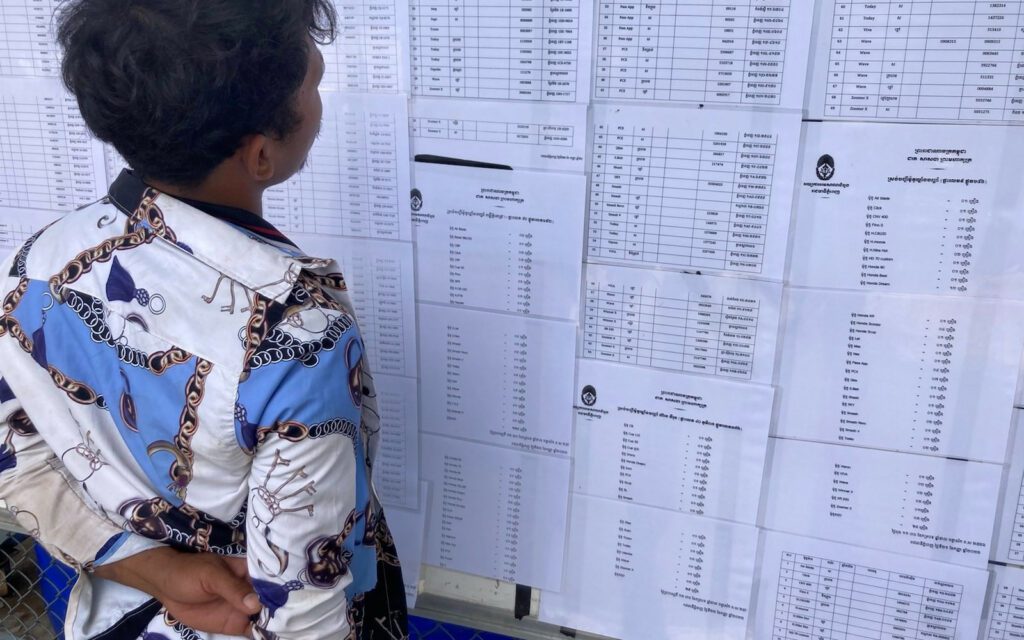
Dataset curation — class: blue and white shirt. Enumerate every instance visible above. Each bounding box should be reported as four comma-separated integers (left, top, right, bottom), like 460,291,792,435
0,170,407,639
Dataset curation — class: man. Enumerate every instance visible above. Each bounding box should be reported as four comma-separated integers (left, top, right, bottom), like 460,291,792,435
0,0,408,637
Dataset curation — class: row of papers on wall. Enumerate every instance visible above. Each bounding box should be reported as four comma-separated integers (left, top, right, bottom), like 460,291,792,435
3,0,1024,636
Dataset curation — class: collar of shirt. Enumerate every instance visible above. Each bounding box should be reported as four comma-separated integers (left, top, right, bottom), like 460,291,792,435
108,169,297,247
107,169,331,303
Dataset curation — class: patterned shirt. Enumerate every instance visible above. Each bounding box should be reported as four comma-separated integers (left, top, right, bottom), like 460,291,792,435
0,170,407,639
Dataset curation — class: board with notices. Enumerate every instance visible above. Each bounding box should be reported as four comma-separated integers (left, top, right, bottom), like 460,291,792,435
2,1,1024,637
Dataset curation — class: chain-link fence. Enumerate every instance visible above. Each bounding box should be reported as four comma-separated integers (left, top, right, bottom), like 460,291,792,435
408,616,520,640
0,530,518,640
0,533,71,640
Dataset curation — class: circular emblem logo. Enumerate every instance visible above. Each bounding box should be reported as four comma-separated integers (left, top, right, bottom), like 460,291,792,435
581,385,597,407
816,154,835,181
410,188,423,212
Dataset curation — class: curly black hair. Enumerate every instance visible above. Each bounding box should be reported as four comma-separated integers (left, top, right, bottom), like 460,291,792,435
56,0,337,186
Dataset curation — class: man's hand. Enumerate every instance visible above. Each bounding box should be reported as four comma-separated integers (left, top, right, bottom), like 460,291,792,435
93,547,261,635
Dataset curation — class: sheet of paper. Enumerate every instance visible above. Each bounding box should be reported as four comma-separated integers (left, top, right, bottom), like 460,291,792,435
587,103,801,280
411,162,586,320
993,413,1024,564
419,303,576,456
806,0,1024,123
409,0,595,102
982,563,1024,639
421,434,570,591
756,530,990,640
103,145,129,183
790,122,1024,300
372,374,420,510
0,78,107,215
593,0,814,109
292,234,418,378
762,438,1002,568
409,98,588,172
573,359,773,524
320,0,410,93
0,208,61,252
0,0,59,78
775,288,1024,463
582,262,783,383
539,493,758,639
385,482,430,608
265,93,411,241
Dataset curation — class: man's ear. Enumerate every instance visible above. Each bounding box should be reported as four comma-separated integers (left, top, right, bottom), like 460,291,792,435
237,133,275,183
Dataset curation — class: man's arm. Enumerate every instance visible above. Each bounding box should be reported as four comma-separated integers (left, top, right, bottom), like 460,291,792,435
0,381,261,634
94,548,261,634
239,307,374,638
0,379,146,569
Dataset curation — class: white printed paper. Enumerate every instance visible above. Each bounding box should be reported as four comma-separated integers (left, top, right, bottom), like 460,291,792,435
265,93,411,241
410,98,588,172
320,0,410,93
762,438,1001,567
775,288,1024,462
422,434,570,591
594,0,814,109
806,0,1024,123
582,262,783,383
539,494,758,639
756,530,990,640
373,374,420,510
419,303,576,456
294,234,418,378
385,482,430,608
993,413,1024,564
587,103,801,280
411,162,586,320
0,78,107,215
103,146,129,183
573,359,773,524
791,122,1024,299
0,208,60,252
982,563,1024,639
0,0,60,78
409,0,595,102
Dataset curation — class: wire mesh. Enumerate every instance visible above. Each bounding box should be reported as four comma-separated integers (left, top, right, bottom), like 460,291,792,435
0,533,68,640
0,531,510,640
409,616,520,640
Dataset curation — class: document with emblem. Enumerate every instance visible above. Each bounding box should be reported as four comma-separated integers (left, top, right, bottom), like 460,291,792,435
755,530,990,640
539,493,758,639
790,122,1024,300
761,438,1001,568
573,358,773,524
411,162,586,320
775,287,1024,463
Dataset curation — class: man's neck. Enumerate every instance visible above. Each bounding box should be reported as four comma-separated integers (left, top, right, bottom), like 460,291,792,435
146,168,264,217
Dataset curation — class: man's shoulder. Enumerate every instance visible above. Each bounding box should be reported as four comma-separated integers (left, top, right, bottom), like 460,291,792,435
0,200,257,369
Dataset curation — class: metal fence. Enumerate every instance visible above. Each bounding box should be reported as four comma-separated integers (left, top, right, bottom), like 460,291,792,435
0,534,69,640
0,532,520,640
